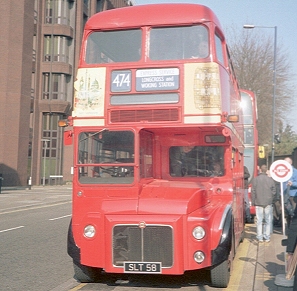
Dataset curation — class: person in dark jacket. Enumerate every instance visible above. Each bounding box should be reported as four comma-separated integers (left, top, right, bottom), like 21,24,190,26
286,206,297,290
252,164,276,242
283,157,297,209
282,157,297,227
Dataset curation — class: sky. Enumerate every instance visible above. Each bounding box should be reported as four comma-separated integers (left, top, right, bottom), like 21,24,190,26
133,0,297,130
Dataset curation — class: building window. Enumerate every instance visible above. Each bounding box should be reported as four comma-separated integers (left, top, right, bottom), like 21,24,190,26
44,35,70,62
42,73,69,100
84,0,89,7
45,0,70,25
41,114,64,183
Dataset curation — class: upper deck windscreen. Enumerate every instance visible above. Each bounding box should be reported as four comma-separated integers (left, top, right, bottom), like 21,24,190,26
85,25,209,64
86,29,142,64
149,25,208,60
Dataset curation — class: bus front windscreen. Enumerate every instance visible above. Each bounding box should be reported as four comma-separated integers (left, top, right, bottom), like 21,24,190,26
85,29,142,64
77,130,135,184
149,25,209,60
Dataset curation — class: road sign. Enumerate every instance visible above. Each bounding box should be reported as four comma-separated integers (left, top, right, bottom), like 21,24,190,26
270,160,293,182
270,160,293,237
270,160,294,272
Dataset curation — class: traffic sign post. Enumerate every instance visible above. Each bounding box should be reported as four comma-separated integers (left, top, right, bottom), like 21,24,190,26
270,159,293,235
270,160,293,183
271,160,295,286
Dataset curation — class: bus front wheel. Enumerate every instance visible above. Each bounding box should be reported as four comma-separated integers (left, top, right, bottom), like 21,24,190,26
210,230,234,288
73,260,102,283
210,259,230,288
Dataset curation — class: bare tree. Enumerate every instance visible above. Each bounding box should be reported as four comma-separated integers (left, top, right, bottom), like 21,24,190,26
227,27,295,153
276,122,297,155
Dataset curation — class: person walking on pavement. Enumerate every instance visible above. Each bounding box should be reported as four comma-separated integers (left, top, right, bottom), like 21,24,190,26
285,205,297,290
244,166,252,223
252,164,276,242
283,157,297,210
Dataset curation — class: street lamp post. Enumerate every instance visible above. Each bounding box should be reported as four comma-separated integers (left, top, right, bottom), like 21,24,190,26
243,25,277,163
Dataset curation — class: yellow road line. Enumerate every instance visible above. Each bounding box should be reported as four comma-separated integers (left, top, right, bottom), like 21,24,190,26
227,238,251,290
69,283,87,291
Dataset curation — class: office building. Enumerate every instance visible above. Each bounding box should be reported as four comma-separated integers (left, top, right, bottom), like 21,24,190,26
0,0,133,186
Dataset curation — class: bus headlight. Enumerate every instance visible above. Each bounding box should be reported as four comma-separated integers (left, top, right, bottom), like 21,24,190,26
84,225,96,238
194,251,205,264
192,226,205,240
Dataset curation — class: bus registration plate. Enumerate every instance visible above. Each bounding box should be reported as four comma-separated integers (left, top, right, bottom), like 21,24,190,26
124,262,162,273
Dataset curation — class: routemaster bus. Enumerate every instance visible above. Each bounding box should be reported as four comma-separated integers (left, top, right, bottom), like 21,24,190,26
240,89,258,217
60,4,245,288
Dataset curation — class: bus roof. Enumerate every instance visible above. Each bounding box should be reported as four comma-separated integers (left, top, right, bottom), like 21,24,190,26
85,4,222,31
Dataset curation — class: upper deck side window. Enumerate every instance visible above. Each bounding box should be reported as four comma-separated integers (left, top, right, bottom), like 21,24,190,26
149,25,209,61
241,92,254,125
215,33,224,64
85,29,142,64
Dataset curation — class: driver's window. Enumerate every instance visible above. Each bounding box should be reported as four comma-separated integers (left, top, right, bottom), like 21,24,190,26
170,146,197,177
169,146,224,177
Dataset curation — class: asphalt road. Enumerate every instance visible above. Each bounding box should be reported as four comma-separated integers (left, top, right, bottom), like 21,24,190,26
0,187,291,291
0,191,74,291
0,187,245,291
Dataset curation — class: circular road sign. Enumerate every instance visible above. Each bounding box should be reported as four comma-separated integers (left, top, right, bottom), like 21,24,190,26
270,160,293,182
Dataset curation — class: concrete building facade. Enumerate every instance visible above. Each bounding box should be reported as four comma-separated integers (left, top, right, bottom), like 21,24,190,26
0,0,133,186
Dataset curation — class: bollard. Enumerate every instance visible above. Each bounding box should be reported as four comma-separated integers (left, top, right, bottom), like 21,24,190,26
28,176,32,190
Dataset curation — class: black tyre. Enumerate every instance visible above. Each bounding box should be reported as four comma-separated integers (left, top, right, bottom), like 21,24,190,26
210,223,235,288
210,259,230,288
73,260,102,283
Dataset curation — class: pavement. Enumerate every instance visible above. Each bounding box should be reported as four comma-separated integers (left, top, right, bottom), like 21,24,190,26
0,185,72,214
238,223,295,291
0,185,295,290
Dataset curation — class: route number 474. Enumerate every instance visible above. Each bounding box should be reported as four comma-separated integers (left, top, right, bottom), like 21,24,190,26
111,71,131,92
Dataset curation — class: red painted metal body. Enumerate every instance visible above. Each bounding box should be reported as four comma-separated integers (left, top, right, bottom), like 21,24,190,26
65,4,245,287
241,89,258,216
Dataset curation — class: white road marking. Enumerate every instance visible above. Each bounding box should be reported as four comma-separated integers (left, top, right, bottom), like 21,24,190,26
0,226,25,233
49,214,71,221
0,201,71,215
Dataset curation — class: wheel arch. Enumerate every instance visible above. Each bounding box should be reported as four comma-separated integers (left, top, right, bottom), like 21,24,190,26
211,207,233,266
67,219,81,263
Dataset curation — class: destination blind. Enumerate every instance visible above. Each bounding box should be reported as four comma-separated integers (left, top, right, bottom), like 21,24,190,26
136,68,179,91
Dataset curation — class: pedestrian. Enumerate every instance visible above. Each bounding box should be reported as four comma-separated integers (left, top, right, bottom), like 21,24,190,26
285,206,297,290
251,164,276,242
244,166,252,223
283,157,297,211
267,169,277,232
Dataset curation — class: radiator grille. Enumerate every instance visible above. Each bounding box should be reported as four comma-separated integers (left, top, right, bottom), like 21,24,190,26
110,109,179,123
113,225,173,267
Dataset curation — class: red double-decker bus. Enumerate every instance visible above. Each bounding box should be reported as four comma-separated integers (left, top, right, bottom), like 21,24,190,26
61,4,245,288
241,89,258,217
